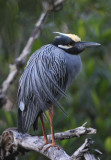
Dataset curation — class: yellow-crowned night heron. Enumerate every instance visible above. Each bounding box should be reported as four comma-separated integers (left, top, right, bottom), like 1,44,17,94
17,32,101,150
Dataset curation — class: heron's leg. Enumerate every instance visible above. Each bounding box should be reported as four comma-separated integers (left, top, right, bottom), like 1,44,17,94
49,105,55,145
40,114,49,150
45,105,62,151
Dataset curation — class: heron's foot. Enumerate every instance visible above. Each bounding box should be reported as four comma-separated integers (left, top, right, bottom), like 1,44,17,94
40,142,49,150
45,143,62,151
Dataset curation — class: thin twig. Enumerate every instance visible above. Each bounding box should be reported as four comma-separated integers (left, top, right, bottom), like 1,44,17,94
0,0,66,107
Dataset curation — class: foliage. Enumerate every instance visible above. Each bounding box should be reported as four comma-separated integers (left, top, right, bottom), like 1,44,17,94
0,0,111,159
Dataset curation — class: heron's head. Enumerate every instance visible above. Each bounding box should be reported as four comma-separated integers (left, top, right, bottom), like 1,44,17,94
52,32,101,54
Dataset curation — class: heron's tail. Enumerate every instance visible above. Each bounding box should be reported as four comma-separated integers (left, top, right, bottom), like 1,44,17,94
17,101,41,133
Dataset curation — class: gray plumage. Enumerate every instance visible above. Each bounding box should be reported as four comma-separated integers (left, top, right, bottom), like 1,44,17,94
17,44,82,133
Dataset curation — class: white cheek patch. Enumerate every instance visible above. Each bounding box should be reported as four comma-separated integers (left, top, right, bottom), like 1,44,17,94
19,101,25,111
58,45,72,49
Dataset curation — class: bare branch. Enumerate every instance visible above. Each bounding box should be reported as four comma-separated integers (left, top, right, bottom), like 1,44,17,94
47,122,96,141
0,0,66,107
70,138,94,160
84,152,97,160
0,124,101,160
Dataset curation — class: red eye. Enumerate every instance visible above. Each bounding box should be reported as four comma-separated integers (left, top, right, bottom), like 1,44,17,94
69,41,75,45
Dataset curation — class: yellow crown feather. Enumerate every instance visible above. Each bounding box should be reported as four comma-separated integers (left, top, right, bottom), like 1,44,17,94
53,32,81,42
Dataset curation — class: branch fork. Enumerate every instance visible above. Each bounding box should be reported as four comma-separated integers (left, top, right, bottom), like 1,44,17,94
0,123,102,160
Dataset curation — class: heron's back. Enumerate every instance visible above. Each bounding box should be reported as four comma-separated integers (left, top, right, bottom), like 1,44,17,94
17,44,68,133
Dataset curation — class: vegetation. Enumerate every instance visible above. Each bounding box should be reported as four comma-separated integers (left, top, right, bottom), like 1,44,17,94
0,0,111,159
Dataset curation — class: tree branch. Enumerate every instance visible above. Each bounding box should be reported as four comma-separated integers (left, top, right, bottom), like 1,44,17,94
0,0,66,107
47,122,96,141
0,123,101,160
70,138,94,160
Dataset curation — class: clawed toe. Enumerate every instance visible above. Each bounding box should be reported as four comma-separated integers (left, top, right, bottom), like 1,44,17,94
40,142,49,150
45,143,62,151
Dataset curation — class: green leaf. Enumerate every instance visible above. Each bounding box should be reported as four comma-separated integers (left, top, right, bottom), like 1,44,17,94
86,59,95,77
77,20,86,39
5,112,13,126
61,139,68,147
99,79,109,97
96,117,106,134
92,90,100,109
101,29,111,43
31,38,43,53
105,137,111,153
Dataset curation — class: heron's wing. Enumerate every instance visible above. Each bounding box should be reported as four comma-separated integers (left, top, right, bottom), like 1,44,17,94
17,45,68,133
37,46,68,113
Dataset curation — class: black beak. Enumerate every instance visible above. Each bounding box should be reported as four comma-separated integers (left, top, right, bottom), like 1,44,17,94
72,41,101,54
81,41,101,48
78,41,101,49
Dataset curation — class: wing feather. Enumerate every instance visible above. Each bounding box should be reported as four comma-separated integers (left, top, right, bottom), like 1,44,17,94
38,60,67,115
42,61,67,97
17,44,68,133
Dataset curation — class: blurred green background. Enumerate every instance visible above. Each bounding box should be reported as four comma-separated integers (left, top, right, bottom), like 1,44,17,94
0,0,111,159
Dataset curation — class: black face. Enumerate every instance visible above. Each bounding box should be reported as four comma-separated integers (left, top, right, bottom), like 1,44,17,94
52,35,101,55
52,35,75,46
64,42,85,55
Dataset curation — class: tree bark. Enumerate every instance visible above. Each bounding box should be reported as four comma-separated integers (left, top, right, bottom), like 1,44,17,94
0,123,102,160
